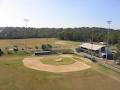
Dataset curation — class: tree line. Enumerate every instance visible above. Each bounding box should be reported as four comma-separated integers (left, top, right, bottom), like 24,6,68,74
0,27,120,44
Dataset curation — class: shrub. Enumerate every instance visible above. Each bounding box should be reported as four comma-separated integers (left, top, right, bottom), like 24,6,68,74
13,48,18,52
114,51,120,61
13,46,19,52
35,46,39,50
0,49,4,56
41,44,52,51
14,51,30,56
7,51,13,54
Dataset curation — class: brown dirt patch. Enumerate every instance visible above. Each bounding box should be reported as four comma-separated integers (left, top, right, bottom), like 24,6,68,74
23,57,91,73
55,41,66,45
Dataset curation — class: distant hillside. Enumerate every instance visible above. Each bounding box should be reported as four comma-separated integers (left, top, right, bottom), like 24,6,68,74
0,27,120,44
0,27,61,39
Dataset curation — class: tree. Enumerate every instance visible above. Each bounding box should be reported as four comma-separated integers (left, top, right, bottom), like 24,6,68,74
114,52,120,60
114,42,120,64
116,42,120,51
0,27,120,45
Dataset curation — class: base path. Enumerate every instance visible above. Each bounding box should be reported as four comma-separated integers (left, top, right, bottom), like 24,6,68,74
23,57,91,73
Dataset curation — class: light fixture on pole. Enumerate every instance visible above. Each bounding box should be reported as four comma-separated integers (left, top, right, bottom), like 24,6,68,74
106,21,112,63
24,19,29,27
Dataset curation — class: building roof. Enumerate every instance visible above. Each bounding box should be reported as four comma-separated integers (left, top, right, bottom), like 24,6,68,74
80,43,105,51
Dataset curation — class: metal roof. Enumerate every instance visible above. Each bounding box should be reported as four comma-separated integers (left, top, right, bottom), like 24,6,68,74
80,43,105,51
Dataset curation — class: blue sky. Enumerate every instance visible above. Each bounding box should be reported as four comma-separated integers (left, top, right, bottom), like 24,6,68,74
0,0,120,29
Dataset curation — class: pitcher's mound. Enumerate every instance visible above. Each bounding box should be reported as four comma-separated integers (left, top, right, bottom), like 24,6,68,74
23,57,90,73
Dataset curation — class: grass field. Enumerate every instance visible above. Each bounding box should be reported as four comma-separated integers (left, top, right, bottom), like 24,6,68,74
0,38,120,90
0,55,120,90
40,55,76,65
0,38,80,49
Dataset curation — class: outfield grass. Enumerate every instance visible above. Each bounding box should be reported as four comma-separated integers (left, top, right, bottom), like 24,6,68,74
0,55,120,90
40,55,76,65
0,38,80,49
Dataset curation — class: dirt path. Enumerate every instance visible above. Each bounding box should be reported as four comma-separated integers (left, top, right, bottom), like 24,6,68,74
23,57,90,73
55,41,66,45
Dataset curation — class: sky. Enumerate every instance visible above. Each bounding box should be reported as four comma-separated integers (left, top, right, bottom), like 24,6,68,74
0,0,120,29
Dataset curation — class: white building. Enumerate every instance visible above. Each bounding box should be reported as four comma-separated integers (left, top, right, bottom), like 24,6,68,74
79,43,112,59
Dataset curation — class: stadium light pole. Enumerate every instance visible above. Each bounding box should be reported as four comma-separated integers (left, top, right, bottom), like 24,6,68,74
24,18,29,51
91,28,94,59
106,21,112,63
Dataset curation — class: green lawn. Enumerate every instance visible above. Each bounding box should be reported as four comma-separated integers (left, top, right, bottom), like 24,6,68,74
40,55,76,65
0,55,120,90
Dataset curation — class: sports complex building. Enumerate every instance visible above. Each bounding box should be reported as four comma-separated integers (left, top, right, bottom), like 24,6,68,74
79,43,113,59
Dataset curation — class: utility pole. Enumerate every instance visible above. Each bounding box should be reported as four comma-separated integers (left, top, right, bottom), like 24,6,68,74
106,21,112,63
24,18,29,51
91,28,94,59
